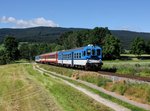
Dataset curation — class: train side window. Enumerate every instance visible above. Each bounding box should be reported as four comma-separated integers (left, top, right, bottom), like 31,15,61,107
79,53,81,58
87,49,91,56
74,53,76,58
97,49,100,56
77,53,78,58
92,49,95,55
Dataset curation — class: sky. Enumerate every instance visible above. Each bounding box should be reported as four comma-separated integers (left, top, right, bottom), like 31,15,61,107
0,0,150,32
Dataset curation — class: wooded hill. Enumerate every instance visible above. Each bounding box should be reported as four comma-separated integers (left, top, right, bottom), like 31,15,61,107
0,27,150,49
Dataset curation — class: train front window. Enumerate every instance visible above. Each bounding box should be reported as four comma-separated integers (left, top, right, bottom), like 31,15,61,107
97,49,100,56
92,49,95,56
87,49,91,56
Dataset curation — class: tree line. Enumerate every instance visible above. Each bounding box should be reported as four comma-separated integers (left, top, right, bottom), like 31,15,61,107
0,27,149,65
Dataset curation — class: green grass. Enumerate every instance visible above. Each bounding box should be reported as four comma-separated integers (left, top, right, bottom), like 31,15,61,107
38,65,150,111
38,64,74,77
0,63,113,111
121,54,150,57
37,66,148,111
27,65,113,111
79,74,112,87
68,80,148,111
39,63,150,105
15,59,30,63
102,60,150,77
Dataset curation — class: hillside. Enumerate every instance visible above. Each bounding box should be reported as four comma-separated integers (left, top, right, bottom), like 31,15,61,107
0,27,150,49
111,30,150,49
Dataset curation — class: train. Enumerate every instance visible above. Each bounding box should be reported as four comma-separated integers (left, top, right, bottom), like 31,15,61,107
35,44,103,70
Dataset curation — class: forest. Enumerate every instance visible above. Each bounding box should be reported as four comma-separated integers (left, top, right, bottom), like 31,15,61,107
0,26,150,49
0,27,150,65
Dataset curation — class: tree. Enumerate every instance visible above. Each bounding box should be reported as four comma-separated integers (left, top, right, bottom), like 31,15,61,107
57,27,112,49
145,40,150,54
54,45,64,51
0,50,6,65
130,37,146,56
19,43,30,60
103,34,121,59
4,36,20,63
85,27,111,45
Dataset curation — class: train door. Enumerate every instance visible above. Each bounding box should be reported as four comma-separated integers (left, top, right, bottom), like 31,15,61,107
71,52,74,67
62,53,63,64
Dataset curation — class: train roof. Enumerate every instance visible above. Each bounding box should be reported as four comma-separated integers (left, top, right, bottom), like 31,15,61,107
59,44,101,53
35,44,101,57
39,51,57,56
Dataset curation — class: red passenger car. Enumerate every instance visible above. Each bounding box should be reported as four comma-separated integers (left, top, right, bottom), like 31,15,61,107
39,52,58,64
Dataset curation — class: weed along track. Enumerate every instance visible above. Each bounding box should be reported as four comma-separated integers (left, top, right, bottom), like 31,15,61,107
98,71,150,83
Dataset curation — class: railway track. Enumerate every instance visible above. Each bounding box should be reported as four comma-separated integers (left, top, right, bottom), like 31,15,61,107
36,63,150,82
98,71,150,82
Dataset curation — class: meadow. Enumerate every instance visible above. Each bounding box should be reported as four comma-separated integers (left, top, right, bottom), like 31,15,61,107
0,63,112,111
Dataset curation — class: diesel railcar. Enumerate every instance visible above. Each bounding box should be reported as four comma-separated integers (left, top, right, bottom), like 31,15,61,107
35,44,103,70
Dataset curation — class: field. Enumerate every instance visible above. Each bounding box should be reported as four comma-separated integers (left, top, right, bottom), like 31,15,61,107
0,63,112,111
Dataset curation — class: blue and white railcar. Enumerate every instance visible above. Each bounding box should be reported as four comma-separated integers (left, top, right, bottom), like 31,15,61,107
58,44,103,70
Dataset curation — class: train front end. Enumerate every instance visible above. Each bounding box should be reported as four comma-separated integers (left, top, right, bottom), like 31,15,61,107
84,44,103,70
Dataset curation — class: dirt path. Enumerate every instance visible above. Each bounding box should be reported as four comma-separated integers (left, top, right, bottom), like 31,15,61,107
63,79,130,111
35,64,150,111
77,79,150,110
35,64,131,111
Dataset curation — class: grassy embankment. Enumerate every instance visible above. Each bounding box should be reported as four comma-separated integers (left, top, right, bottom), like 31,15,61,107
102,60,150,77
39,63,150,106
0,63,113,111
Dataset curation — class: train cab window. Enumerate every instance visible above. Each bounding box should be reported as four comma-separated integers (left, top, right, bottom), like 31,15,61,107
92,49,95,56
82,51,86,56
97,49,100,56
87,49,91,56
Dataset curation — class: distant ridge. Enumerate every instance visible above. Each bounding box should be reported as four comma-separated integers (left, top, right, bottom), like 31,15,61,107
0,27,149,49
111,30,150,49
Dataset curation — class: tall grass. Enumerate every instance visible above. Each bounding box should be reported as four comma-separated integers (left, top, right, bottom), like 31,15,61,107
102,60,150,77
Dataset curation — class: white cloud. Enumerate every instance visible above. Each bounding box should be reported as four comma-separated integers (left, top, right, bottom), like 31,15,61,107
0,16,59,28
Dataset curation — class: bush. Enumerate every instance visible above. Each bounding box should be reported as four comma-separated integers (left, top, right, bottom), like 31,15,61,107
0,55,6,65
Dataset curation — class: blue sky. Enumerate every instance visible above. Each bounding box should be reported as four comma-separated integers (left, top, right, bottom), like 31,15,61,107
0,0,150,32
